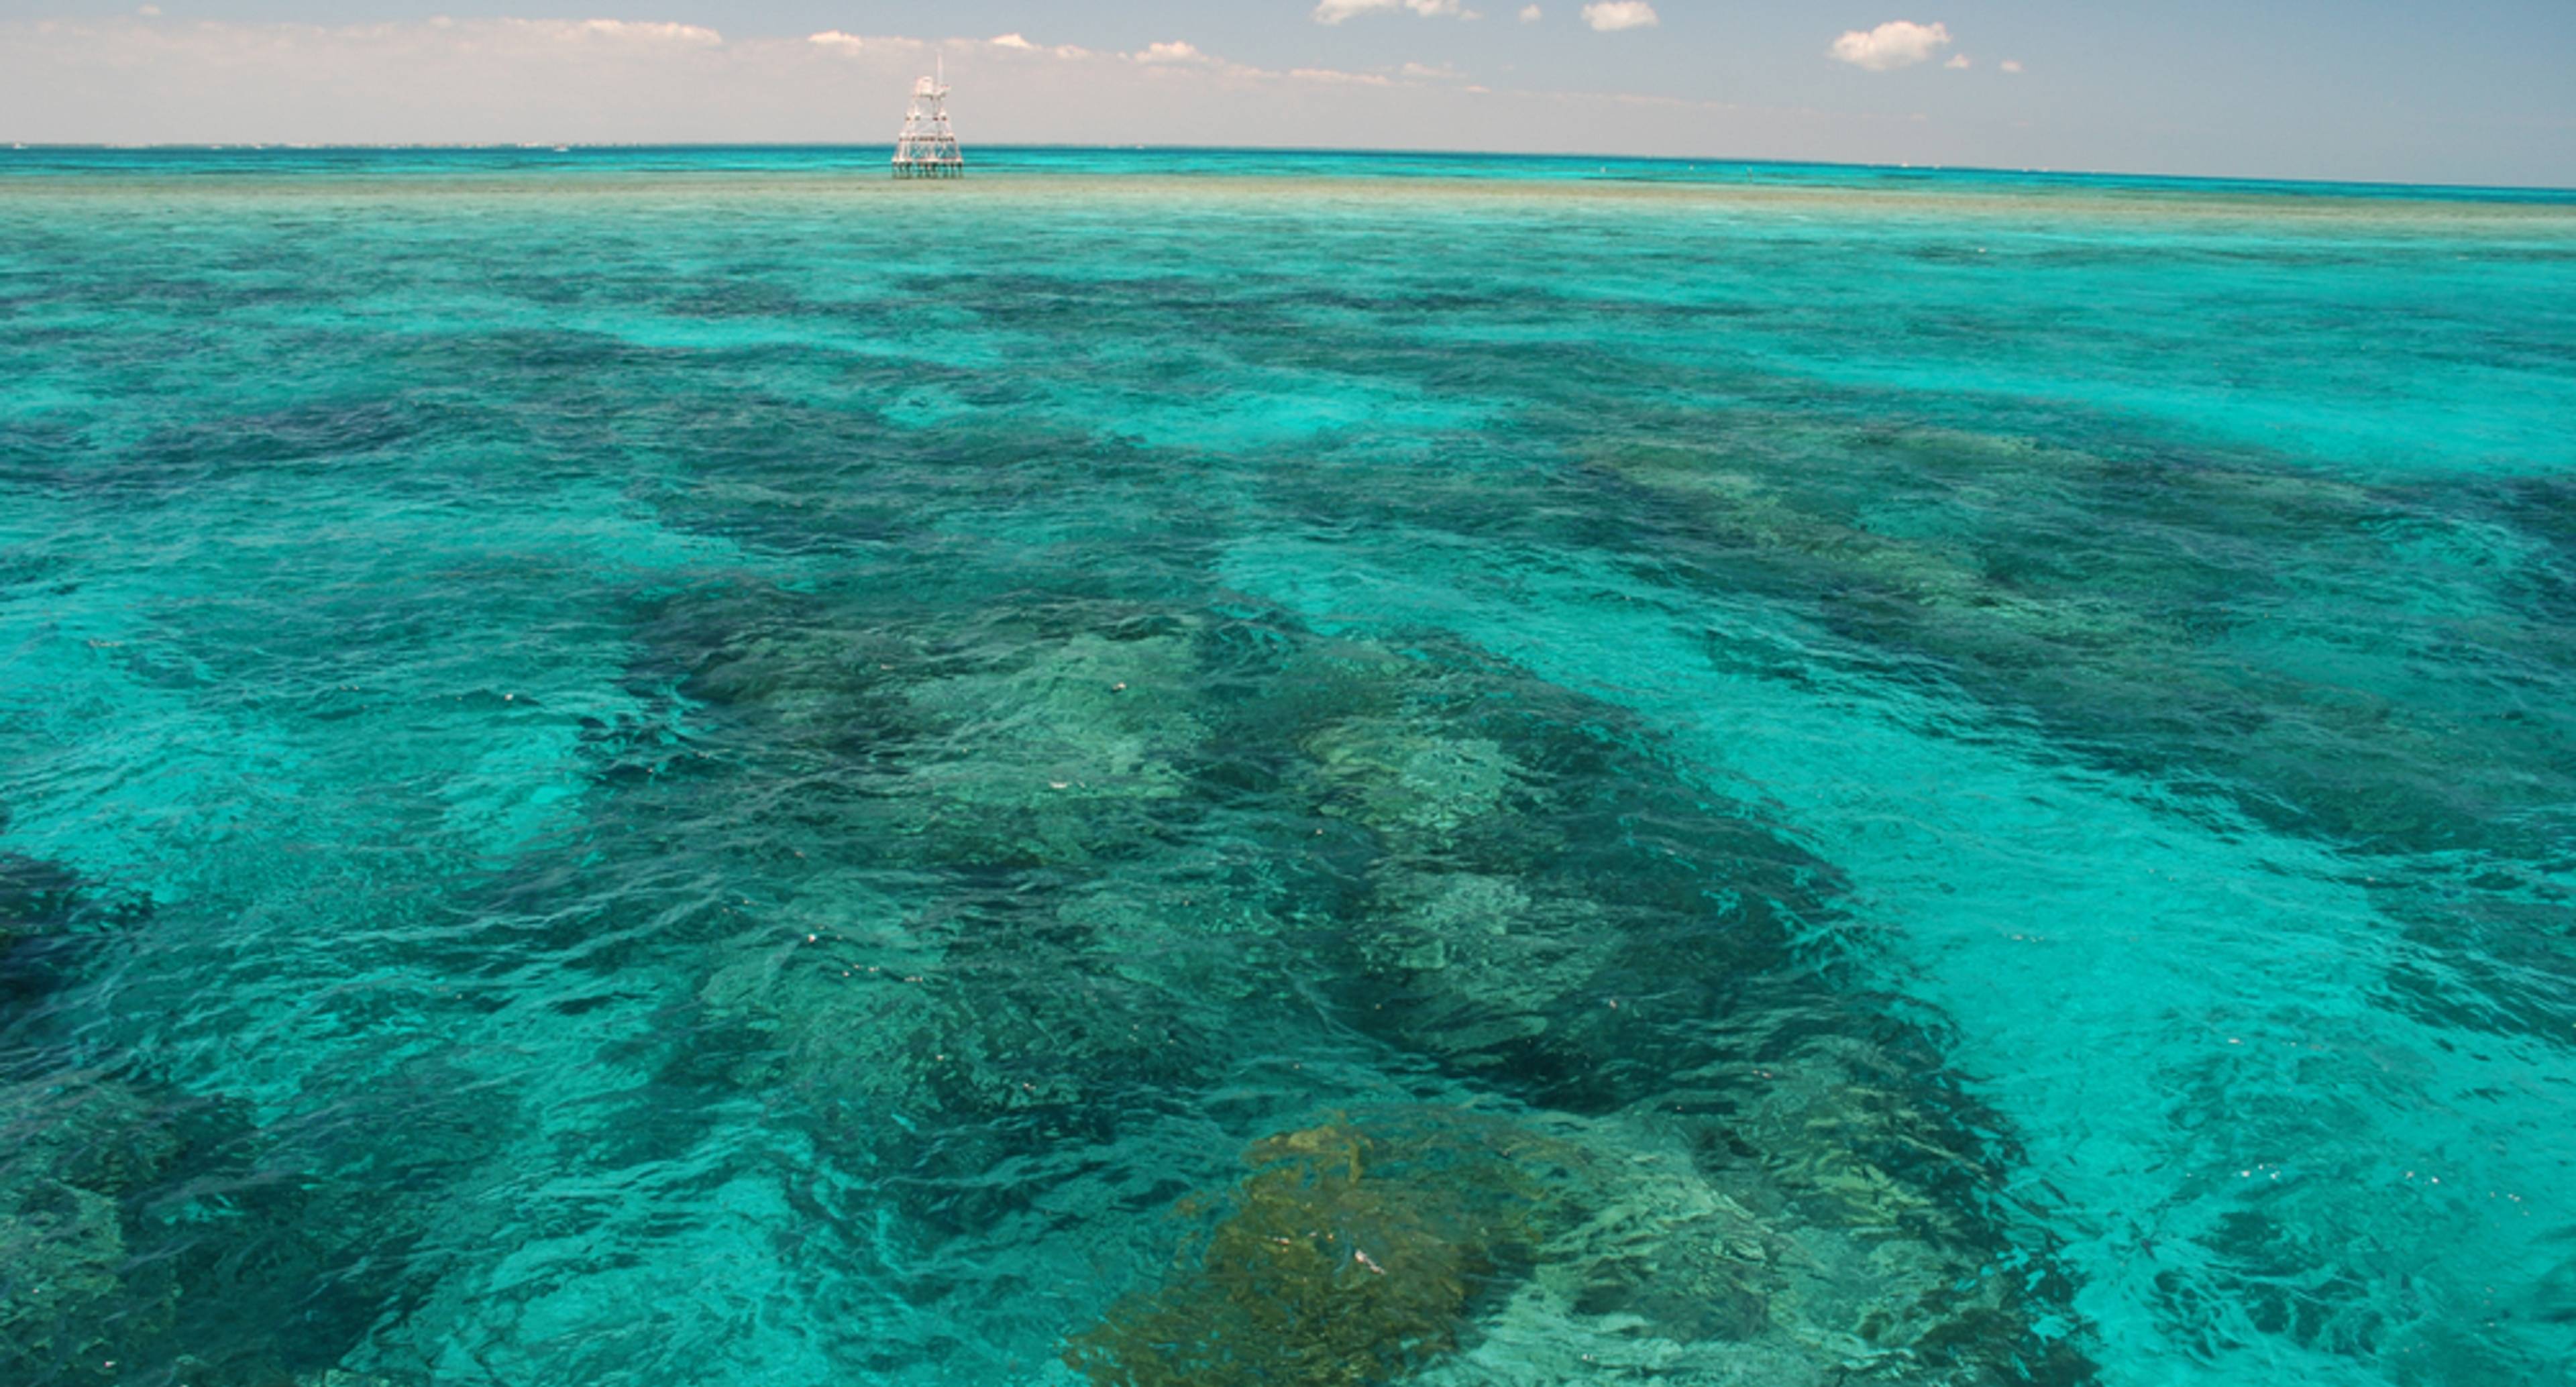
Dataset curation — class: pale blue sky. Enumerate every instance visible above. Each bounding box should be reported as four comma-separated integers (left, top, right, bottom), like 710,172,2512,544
3,1,2571,186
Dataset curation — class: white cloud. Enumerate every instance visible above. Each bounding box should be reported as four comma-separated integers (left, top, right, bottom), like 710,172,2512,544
1122,38,1283,79
2000,58,2024,73
806,30,865,51
1945,53,1970,69
1829,20,1951,71
534,19,722,46
990,33,1036,50
1580,3,1658,33
138,4,160,14
1134,40,1214,64
1291,67,1395,85
1519,4,1543,19
1313,0,1473,23
1401,60,1466,80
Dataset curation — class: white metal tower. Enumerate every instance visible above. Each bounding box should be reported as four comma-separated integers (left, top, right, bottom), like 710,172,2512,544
892,56,963,179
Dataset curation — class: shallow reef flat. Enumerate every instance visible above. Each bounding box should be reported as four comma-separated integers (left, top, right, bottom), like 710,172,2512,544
623,577,2087,1384
1,152,2572,1386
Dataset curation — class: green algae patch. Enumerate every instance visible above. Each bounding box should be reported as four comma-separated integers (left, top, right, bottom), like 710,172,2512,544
1065,1112,1564,1387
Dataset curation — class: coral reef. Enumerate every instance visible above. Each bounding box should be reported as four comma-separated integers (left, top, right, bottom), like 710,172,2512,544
1067,1103,2078,1387
1589,416,2573,855
1351,869,1622,1071
674,600,1305,1147
2,852,150,1003
0,1062,452,1387
879,626,1208,868
1,852,83,945
698,903,1214,1126
1587,415,2576,1052
0,1079,186,1383
1307,721,1519,850
629,581,2094,1382
1063,1111,1559,1387
1256,650,2086,1382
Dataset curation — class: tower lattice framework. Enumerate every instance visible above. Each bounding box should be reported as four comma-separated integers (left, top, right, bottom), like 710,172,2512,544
892,58,963,179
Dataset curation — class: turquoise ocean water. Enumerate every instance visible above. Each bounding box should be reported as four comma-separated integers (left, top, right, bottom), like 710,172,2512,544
4,146,2574,1386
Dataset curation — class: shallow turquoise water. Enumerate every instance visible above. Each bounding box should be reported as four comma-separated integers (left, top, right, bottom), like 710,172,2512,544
3,148,2574,1387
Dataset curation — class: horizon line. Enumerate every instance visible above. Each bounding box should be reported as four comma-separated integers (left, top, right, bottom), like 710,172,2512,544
7,142,2573,198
